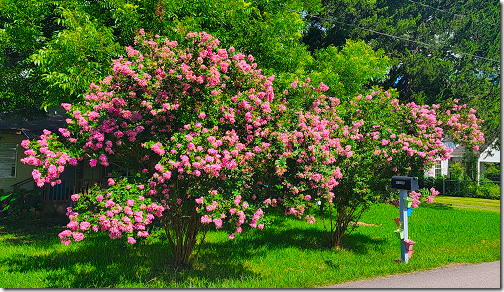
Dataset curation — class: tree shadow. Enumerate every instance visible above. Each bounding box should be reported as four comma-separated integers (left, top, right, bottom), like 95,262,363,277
0,226,260,288
420,202,454,211
193,221,387,270
0,217,68,245
0,217,388,287
341,233,387,254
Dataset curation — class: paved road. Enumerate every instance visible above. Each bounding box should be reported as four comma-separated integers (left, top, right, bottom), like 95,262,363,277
323,261,500,288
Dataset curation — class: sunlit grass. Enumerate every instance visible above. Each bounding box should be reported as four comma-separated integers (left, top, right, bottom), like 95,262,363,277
431,195,500,212
0,197,499,288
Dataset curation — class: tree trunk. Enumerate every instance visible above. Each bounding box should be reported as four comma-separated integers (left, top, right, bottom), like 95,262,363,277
332,204,349,249
331,199,369,249
162,208,205,268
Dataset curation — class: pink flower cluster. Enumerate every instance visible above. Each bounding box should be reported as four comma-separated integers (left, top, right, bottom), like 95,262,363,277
20,131,79,187
427,187,440,203
56,181,167,245
58,230,85,245
408,191,422,208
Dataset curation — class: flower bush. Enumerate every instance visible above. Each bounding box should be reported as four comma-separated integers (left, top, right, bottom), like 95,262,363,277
268,81,484,248
21,30,288,266
20,29,485,261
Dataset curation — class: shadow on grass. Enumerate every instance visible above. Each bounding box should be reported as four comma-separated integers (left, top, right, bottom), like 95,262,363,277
0,217,68,244
0,217,388,288
420,202,454,211
341,233,387,254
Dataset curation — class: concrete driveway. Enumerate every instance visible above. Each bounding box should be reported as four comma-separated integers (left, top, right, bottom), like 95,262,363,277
323,261,500,288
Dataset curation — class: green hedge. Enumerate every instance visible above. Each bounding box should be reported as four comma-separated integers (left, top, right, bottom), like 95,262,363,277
419,176,500,200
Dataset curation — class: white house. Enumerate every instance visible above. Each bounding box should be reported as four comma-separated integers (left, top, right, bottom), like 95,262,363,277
426,139,500,181
476,139,500,179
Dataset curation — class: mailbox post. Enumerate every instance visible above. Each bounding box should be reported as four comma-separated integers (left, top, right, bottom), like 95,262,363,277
391,176,418,264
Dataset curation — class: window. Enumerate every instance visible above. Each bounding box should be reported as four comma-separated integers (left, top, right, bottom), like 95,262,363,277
434,161,441,177
0,143,17,178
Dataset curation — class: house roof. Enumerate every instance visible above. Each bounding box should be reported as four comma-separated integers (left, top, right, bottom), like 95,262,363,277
447,139,499,160
478,139,500,162
450,145,465,157
478,139,498,155
0,107,67,140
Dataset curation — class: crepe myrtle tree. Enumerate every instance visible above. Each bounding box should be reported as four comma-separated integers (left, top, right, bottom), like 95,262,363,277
20,30,294,267
269,80,484,249
20,29,485,262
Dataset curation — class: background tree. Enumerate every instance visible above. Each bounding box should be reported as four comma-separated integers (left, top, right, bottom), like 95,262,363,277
301,0,500,148
0,0,319,122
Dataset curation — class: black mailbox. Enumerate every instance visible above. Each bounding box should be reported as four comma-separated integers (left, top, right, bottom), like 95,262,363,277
391,176,418,191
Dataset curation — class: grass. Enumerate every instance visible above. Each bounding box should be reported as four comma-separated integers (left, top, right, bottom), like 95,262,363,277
431,195,500,212
0,196,500,288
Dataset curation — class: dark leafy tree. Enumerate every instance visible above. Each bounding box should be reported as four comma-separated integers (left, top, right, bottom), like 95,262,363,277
302,0,500,148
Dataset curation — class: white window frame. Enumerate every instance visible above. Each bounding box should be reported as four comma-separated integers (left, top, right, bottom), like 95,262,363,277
434,160,441,177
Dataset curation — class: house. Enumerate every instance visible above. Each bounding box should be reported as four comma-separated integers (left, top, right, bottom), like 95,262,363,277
476,139,500,181
0,107,111,217
426,139,500,181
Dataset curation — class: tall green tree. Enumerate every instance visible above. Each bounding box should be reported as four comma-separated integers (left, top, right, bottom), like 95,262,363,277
302,0,500,147
0,0,320,122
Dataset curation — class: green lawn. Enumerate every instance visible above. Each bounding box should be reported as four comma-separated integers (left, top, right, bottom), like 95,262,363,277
431,195,500,212
0,196,500,288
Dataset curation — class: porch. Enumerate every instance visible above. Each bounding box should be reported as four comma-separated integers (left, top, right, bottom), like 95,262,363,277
11,177,108,218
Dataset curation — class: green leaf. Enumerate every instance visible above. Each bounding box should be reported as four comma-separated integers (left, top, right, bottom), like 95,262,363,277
0,193,12,201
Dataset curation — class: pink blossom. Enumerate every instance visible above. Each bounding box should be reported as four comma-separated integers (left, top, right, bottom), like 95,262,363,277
72,232,85,241
105,200,115,208
137,231,149,237
319,82,329,91
201,215,212,224
61,103,72,110
155,164,164,172
151,142,166,155
79,221,91,231
67,221,79,230
213,218,223,228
